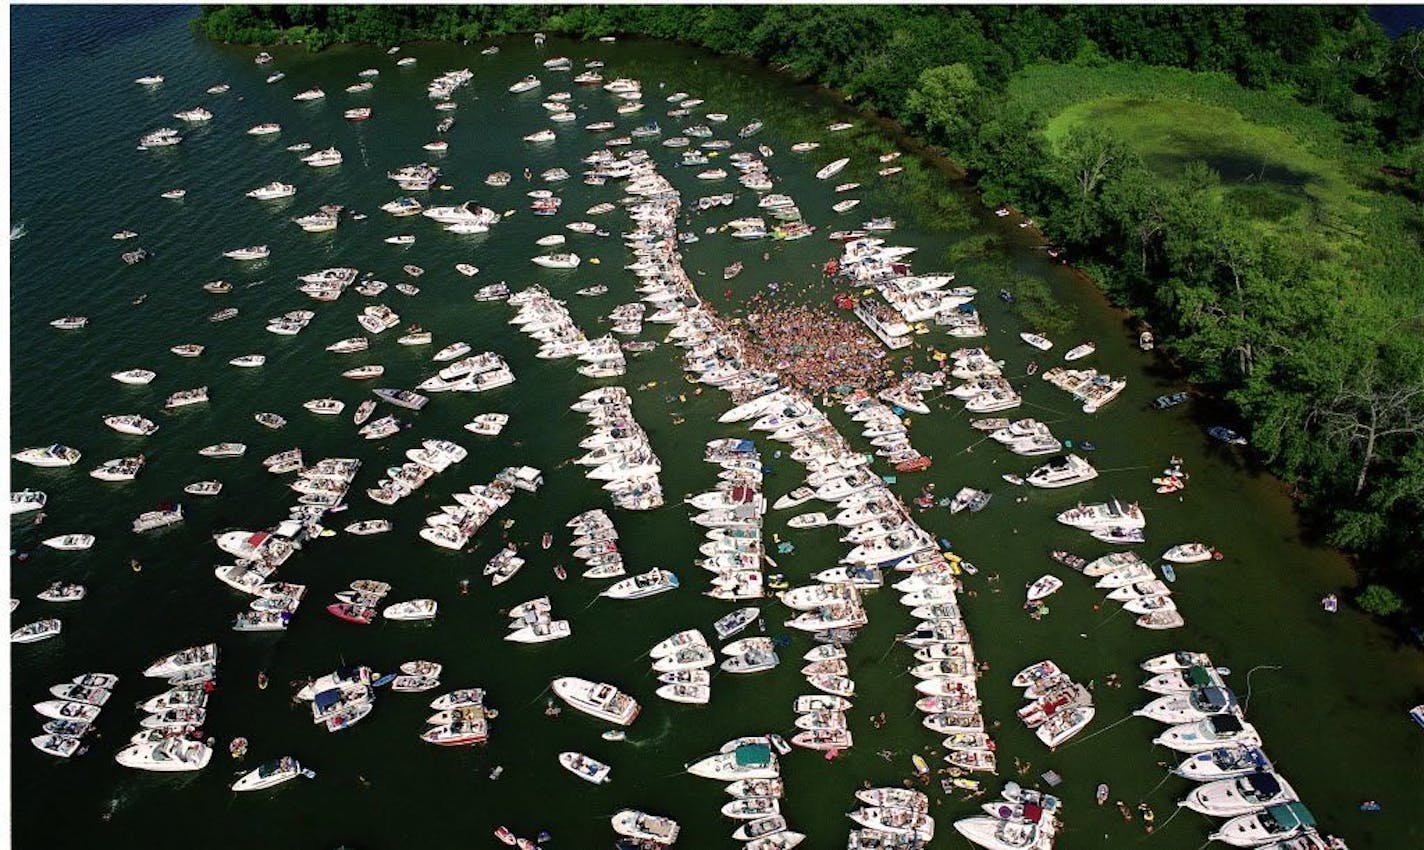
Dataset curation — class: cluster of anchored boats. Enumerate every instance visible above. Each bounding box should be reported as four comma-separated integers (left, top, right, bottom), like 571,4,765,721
692,438,768,601
109,644,219,770
685,737,805,849
569,386,665,510
1012,660,1096,749
1138,651,1330,849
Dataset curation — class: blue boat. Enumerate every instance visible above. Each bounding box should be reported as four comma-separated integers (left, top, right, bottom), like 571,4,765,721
1161,564,1177,583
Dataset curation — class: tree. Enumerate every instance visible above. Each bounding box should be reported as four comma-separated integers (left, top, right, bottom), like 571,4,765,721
1315,337,1424,498
904,64,982,150
1356,584,1405,617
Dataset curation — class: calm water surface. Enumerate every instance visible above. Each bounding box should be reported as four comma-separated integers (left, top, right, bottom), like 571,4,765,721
9,7,1424,850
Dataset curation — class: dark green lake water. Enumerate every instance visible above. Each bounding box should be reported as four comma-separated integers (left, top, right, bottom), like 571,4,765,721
9,7,1423,850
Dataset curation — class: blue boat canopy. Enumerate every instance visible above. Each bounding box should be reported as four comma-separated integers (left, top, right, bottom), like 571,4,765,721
1244,772,1281,798
734,743,772,766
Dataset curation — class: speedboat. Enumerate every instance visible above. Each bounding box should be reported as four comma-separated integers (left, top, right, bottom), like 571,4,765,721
610,810,679,845
558,751,611,784
12,619,62,643
1175,745,1274,782
383,599,437,621
13,445,82,467
11,489,47,515
816,158,850,180
115,738,212,772
601,568,678,600
231,757,305,791
111,368,156,384
41,534,95,551
1026,454,1097,488
246,181,296,200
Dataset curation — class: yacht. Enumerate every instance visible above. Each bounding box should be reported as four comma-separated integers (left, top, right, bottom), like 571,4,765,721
173,107,212,122
247,123,282,135
199,443,247,458
1183,772,1299,817
1026,454,1098,488
224,245,270,261
135,74,164,86
551,677,640,725
292,87,325,101
1210,803,1317,848
138,128,182,149
302,147,342,167
247,182,296,200
509,75,541,94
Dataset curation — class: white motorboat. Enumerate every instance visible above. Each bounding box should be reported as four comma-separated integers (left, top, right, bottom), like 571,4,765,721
1026,454,1098,488
231,757,305,791
1020,332,1053,350
686,743,779,780
1164,542,1217,563
12,619,62,643
601,568,678,600
506,620,571,643
558,751,612,784
229,355,266,368
551,677,640,725
816,158,850,180
246,181,296,200
11,489,47,514
111,368,156,385
115,738,212,772
144,643,218,678
224,245,270,261
199,443,247,458
1183,772,1298,817
383,599,437,621
13,445,82,467
1154,715,1262,753
1210,803,1317,848
1064,342,1096,361
41,534,95,551
952,816,1044,850
532,253,581,269
1174,745,1273,782
610,810,679,845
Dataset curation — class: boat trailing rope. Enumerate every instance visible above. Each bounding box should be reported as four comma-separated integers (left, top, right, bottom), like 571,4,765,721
1242,664,1282,713
1054,711,1136,749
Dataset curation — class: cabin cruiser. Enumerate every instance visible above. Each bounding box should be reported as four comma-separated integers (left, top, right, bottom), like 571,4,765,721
1026,454,1098,488
115,738,212,772
610,810,679,846
302,147,343,167
13,444,81,467
551,677,639,725
247,181,296,200
1183,772,1299,817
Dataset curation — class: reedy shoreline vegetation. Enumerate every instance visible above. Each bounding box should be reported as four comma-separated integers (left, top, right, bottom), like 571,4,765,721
197,5,1424,629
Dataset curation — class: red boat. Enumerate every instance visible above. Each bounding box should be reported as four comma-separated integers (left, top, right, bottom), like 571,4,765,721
494,827,517,846
325,602,374,624
895,457,933,473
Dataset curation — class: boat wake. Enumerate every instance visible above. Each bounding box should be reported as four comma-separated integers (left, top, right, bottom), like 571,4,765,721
627,713,673,748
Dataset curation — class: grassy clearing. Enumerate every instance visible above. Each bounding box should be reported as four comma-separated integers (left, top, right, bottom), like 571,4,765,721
1044,95,1369,248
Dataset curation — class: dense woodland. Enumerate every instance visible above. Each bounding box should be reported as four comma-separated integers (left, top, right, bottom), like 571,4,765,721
199,6,1424,627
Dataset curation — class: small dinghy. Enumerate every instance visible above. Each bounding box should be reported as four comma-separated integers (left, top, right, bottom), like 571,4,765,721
559,751,612,784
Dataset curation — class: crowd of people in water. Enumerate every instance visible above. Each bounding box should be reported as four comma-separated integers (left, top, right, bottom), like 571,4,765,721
736,294,894,394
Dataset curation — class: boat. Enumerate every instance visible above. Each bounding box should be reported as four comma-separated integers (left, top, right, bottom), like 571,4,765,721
42,534,95,551
558,751,612,784
1183,772,1299,817
1164,542,1218,563
1154,715,1262,753
1064,342,1096,361
32,735,84,758
11,489,47,515
1210,803,1317,848
383,599,438,621
111,368,157,385
199,443,246,458
133,505,183,533
104,414,159,435
532,253,581,269
144,643,217,678
13,445,82,467
115,738,212,772
1025,575,1063,602
714,607,760,640
601,568,678,600
11,619,62,643
1209,425,1249,446
687,743,778,780
1026,454,1098,488
551,677,640,725
231,757,305,791
224,245,269,261
610,810,679,845
816,158,850,180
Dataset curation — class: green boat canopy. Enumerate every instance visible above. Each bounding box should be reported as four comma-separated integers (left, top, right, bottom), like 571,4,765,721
735,743,772,766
